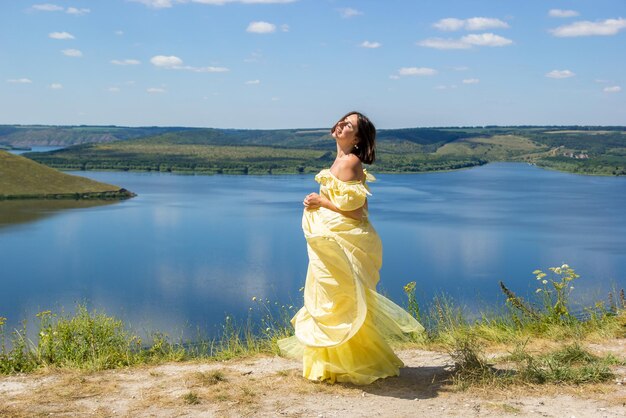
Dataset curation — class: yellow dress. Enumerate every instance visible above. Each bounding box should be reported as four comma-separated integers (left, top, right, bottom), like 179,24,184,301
278,169,424,385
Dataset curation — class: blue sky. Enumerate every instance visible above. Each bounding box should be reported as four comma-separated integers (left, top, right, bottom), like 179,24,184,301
1,0,624,128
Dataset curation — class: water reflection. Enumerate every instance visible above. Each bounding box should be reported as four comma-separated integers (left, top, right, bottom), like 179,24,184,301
0,164,624,338
0,200,118,231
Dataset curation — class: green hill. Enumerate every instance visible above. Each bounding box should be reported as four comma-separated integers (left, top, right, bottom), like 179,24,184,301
13,125,626,176
0,150,134,200
0,125,190,147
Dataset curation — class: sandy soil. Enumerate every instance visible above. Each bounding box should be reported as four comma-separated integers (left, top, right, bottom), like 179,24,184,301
1,343,625,417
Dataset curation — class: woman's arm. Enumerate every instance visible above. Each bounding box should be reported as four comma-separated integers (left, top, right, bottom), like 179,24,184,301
303,193,365,220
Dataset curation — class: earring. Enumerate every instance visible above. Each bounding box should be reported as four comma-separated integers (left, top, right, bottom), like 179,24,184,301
354,144,359,150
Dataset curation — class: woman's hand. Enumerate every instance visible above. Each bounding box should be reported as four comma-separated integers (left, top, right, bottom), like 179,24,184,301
304,192,364,220
303,192,325,210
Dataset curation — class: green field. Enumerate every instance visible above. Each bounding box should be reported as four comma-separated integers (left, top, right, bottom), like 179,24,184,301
0,151,134,199
3,125,625,176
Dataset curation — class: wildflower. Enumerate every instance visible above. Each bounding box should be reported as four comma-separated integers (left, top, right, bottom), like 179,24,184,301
0,316,6,326
570,286,574,290
561,264,569,269
536,289,542,293
554,267,562,274
542,280,548,285
252,296,257,301
265,327,270,332
288,305,293,309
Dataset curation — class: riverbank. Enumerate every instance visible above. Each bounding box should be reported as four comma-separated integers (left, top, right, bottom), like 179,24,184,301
2,341,625,417
0,151,135,200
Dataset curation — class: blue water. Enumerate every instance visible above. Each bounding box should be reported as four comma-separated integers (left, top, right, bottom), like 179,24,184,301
7,146,65,155
1,163,624,337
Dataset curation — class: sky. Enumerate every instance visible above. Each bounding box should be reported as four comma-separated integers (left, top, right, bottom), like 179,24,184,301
0,0,625,129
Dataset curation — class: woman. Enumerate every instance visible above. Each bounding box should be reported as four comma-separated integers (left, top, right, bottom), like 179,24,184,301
278,111,424,385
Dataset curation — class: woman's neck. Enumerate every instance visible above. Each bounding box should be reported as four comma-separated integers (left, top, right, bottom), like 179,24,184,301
335,142,352,159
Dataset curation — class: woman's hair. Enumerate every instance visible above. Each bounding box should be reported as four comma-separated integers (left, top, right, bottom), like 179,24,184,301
331,111,376,164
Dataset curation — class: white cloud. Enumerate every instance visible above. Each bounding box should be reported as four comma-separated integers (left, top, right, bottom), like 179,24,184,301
115,30,124,36
49,83,63,89
545,70,575,79
147,87,166,93
389,75,400,80
32,4,90,14
398,67,437,76
131,0,174,8
131,0,296,7
419,33,512,49
244,51,263,63
433,18,465,31
338,8,362,19
418,38,472,49
549,9,579,18
108,87,121,92
550,18,626,37
151,55,184,68
280,24,289,32
236,0,295,3
62,49,82,57
434,84,458,90
461,33,513,47
191,0,295,3
462,78,480,84
466,17,509,31
360,41,381,49
247,21,276,34
111,59,141,65
66,7,90,15
49,31,75,40
245,79,260,85
31,3,63,12
434,17,509,31
7,78,33,84
150,55,229,72
604,86,622,93
190,66,229,73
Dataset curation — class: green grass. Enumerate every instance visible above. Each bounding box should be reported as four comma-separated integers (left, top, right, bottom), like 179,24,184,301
0,150,133,199
1,263,624,391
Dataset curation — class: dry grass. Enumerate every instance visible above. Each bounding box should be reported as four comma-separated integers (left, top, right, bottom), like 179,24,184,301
1,348,625,417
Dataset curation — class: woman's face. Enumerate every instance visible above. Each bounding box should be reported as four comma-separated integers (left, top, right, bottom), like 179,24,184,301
332,113,359,144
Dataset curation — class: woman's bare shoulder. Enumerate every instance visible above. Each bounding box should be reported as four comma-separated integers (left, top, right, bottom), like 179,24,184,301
334,155,363,182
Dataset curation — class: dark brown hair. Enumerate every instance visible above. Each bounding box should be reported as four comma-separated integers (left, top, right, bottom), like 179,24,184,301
330,111,376,164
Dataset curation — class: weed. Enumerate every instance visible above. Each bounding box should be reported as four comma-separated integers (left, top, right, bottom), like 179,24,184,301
182,391,200,405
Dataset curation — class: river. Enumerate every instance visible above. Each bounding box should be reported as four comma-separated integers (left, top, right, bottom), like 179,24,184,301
1,163,624,338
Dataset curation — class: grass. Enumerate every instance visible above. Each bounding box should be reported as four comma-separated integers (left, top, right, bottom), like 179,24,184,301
1,263,625,392
0,150,133,199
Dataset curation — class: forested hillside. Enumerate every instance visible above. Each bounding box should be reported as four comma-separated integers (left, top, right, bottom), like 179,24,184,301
9,125,626,176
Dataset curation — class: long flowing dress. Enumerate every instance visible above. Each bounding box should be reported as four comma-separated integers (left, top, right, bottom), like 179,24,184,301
278,168,424,385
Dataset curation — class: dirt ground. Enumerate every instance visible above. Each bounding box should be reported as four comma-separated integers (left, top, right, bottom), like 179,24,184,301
1,343,625,417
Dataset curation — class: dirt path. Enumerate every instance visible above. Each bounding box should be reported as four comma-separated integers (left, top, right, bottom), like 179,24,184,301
1,346,625,417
